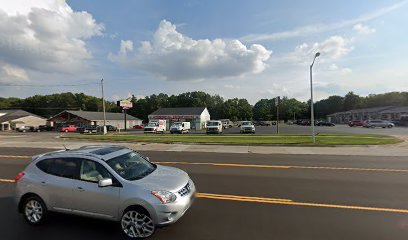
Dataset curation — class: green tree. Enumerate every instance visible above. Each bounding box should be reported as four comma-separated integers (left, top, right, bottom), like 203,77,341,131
344,92,362,111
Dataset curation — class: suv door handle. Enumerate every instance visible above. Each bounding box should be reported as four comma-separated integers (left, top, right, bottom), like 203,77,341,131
77,187,85,192
41,181,47,185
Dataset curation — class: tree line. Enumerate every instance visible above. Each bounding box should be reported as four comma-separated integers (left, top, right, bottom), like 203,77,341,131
1,91,408,122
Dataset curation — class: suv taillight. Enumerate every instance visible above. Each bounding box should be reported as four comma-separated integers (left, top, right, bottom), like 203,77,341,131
15,172,25,182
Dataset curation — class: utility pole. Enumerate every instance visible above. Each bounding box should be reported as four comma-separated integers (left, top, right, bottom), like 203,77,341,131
124,108,127,132
101,79,107,135
275,96,280,134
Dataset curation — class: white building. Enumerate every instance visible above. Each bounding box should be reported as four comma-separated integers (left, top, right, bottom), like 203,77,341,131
148,107,211,130
0,110,47,131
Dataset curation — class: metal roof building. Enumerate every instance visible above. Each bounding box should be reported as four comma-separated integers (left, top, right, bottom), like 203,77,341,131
148,107,210,130
48,110,142,130
0,109,47,131
327,106,408,124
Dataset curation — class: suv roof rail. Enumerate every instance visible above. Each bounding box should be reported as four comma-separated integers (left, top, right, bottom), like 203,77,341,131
78,145,125,149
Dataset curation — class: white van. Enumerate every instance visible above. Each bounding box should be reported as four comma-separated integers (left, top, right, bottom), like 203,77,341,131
170,122,191,134
144,119,166,133
206,120,223,134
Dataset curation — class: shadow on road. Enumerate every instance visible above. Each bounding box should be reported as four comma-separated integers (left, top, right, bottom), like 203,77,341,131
0,197,127,240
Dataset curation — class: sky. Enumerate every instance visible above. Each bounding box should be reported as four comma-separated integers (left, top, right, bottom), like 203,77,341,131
0,0,407,104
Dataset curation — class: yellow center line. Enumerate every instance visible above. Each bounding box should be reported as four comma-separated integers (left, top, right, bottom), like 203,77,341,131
0,155,31,159
0,179,15,183
156,161,408,173
196,192,408,214
1,155,407,173
155,161,290,169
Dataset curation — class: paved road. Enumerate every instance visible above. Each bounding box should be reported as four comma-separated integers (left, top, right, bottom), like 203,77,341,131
2,148,408,239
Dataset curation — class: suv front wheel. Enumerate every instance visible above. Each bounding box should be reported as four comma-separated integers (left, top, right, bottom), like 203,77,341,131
121,208,155,239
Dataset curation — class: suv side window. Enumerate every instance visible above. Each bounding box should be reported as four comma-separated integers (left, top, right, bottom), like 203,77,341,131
80,159,112,183
47,158,78,179
36,159,53,173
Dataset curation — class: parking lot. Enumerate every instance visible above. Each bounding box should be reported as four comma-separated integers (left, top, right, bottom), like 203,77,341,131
222,124,408,135
31,124,408,136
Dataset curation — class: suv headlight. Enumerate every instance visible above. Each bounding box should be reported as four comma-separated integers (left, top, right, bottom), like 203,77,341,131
152,191,177,204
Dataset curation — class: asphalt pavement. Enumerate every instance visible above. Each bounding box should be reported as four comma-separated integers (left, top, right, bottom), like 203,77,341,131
2,148,408,239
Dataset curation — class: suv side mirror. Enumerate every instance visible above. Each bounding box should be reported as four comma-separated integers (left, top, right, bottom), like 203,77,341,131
98,178,113,187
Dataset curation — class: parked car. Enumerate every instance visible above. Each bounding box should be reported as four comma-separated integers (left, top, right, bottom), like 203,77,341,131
259,121,272,126
38,125,54,131
17,126,31,132
79,125,98,134
349,120,364,127
133,124,145,129
29,126,41,132
106,125,117,131
14,146,196,239
363,120,395,128
240,121,256,134
60,125,79,133
220,119,233,129
316,121,335,126
296,120,311,126
206,120,223,134
170,122,190,134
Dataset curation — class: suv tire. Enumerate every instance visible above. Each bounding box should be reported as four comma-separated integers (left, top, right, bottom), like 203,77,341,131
23,195,47,225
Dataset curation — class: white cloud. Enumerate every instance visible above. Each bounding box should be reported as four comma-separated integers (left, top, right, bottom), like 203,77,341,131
328,64,339,71
340,68,353,75
224,84,241,89
0,0,103,83
284,36,352,64
261,83,289,97
0,63,29,83
353,23,376,34
109,20,272,81
328,64,352,75
241,1,405,42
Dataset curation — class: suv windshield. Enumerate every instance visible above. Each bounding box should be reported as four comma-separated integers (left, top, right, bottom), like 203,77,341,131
107,152,156,180
207,121,219,126
242,122,252,126
172,123,181,127
147,123,157,127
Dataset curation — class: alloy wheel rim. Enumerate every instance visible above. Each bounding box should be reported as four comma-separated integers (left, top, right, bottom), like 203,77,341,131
25,200,43,223
121,211,154,238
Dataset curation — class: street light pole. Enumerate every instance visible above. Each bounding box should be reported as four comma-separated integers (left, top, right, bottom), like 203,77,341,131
101,79,107,135
310,52,320,144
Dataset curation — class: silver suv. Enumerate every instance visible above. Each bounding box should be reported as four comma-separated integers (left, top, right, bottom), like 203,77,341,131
240,121,255,134
363,120,395,128
14,146,196,239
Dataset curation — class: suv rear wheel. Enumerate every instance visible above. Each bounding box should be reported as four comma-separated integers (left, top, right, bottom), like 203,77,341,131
121,208,155,239
23,196,47,225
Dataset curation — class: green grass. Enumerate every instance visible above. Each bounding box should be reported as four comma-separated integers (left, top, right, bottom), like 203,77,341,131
64,133,403,145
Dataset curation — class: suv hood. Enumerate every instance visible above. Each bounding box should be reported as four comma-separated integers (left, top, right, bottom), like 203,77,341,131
135,165,189,192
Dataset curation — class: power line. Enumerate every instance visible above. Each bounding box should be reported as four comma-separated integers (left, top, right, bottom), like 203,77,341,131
0,82,100,87
0,107,81,110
